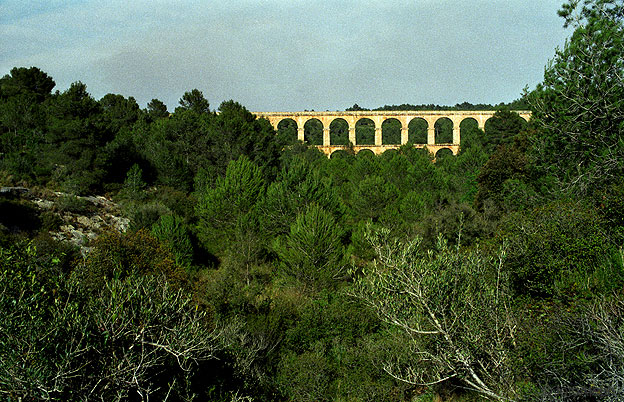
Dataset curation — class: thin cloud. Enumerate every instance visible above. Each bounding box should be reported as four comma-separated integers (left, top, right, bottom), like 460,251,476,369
1,0,569,111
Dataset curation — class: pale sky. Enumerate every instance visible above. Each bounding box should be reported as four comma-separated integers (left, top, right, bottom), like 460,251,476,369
0,1,571,112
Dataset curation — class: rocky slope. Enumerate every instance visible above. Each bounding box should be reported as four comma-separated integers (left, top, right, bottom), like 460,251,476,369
1,187,129,255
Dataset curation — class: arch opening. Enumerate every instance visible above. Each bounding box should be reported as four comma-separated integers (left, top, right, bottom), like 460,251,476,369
459,118,480,149
277,118,298,144
357,149,375,158
382,118,401,145
304,118,323,145
435,147,454,160
330,118,349,145
355,118,375,145
408,118,428,144
330,149,351,159
381,149,398,159
434,117,453,144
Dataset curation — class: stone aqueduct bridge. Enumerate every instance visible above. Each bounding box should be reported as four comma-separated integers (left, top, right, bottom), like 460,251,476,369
255,110,531,157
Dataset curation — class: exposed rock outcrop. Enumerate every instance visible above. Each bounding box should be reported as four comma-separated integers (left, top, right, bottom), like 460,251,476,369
6,189,130,256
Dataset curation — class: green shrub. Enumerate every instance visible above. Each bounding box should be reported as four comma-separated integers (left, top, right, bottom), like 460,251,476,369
0,241,80,401
151,214,193,267
117,163,147,201
151,185,196,223
124,200,171,231
273,204,346,292
59,169,104,195
514,295,624,401
54,194,94,215
276,347,331,402
39,210,62,231
0,240,225,401
75,229,186,294
31,232,80,274
352,227,519,401
196,156,265,255
500,200,613,300
597,180,624,244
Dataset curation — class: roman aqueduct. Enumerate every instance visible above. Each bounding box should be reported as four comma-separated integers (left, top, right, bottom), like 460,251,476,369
255,110,531,157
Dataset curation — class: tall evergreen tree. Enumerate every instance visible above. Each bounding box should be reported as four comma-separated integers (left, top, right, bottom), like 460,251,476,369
529,0,624,195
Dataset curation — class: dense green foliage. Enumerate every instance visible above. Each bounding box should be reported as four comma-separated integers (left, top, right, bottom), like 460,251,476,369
529,0,624,196
0,238,229,401
1,1,623,400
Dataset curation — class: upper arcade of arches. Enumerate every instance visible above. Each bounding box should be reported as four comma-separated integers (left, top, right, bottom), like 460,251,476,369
255,110,531,156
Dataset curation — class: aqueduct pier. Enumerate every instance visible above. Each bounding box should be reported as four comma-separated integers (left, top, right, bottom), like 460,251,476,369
255,110,531,157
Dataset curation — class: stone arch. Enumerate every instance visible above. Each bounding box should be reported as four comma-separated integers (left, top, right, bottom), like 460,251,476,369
435,147,454,159
482,115,507,135
381,148,398,158
483,116,494,134
356,148,375,157
277,118,298,144
355,118,375,145
381,118,401,145
330,118,349,145
434,117,453,144
460,117,479,133
304,118,323,145
459,117,479,146
330,149,351,159
408,117,428,144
